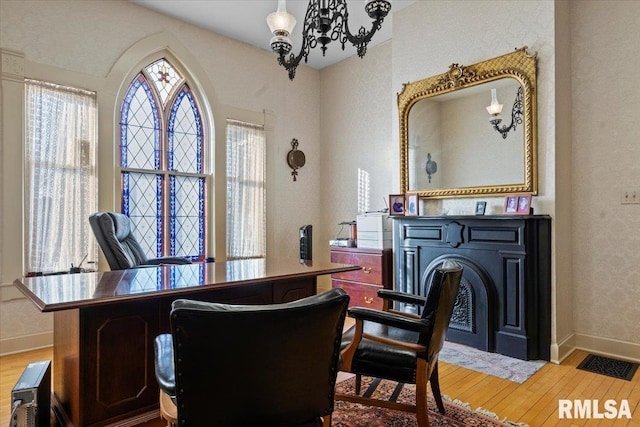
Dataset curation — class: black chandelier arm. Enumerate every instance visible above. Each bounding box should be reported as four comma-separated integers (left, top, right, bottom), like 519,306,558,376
344,18,384,58
491,86,524,139
277,1,322,80
341,0,388,58
278,38,309,80
343,1,387,58
329,5,348,48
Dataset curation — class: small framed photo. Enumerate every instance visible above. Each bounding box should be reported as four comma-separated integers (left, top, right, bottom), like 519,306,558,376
504,195,519,213
475,201,487,216
504,194,532,214
389,194,405,216
405,194,419,216
517,194,532,214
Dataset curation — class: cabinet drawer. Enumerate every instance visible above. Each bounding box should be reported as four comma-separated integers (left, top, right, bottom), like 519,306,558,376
332,280,383,310
330,252,384,285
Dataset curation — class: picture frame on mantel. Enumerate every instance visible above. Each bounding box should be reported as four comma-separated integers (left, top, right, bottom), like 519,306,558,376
404,194,420,216
389,194,405,216
405,194,419,216
504,194,532,215
504,196,518,213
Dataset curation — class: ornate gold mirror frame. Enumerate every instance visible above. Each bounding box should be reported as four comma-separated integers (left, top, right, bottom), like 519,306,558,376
398,47,538,198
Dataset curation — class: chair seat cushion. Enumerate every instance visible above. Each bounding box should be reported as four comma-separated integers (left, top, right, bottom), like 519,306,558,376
341,321,419,384
154,334,176,396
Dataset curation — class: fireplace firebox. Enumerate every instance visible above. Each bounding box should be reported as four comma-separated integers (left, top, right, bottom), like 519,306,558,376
391,215,551,361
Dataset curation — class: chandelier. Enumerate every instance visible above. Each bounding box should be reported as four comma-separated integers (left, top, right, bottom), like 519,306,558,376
267,0,392,80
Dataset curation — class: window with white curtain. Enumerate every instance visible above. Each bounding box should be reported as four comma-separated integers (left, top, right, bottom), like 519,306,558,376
25,79,98,274
357,168,370,214
226,120,266,260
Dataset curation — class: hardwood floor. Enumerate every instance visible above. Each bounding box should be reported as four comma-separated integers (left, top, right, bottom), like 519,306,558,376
1,346,638,426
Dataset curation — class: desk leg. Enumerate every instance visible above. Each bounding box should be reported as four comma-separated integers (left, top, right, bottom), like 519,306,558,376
53,310,80,427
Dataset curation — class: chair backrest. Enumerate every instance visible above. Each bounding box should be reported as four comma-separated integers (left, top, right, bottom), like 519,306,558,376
420,259,463,362
89,212,149,270
170,288,350,427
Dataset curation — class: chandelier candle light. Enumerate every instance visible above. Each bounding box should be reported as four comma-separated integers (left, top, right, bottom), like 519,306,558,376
267,0,391,80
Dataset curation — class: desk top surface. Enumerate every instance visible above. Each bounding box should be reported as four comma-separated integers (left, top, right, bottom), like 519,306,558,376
13,258,359,312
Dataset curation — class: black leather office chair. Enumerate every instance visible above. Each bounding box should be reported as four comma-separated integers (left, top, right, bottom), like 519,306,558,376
154,288,350,427
89,212,192,270
337,259,463,427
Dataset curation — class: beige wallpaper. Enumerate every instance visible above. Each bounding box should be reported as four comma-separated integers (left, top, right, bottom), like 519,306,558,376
570,1,640,346
319,42,394,256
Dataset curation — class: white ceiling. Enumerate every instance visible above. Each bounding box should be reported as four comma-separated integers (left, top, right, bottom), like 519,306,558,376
130,0,415,69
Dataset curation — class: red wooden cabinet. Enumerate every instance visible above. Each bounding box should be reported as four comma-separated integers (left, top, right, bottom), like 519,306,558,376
330,247,392,310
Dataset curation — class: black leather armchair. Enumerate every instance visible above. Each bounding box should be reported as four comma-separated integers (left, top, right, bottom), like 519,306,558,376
89,212,192,270
154,288,350,427
337,259,463,427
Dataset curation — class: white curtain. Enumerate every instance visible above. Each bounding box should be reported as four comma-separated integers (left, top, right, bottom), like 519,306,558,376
25,80,97,274
226,120,266,260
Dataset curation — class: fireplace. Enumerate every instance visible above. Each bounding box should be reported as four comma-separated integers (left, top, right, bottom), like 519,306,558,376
392,215,551,361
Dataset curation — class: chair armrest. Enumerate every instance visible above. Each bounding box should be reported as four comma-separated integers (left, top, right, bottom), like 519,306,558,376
145,256,192,266
348,306,433,334
377,289,427,307
340,309,431,371
154,334,176,397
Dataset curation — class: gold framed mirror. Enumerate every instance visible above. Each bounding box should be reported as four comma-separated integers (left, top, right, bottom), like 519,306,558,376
398,47,537,198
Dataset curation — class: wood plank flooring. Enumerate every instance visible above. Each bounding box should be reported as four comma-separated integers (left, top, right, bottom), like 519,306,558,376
1,346,638,426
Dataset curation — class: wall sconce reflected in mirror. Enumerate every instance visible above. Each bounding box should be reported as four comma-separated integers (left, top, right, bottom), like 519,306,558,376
487,86,523,139
486,88,503,115
425,153,437,183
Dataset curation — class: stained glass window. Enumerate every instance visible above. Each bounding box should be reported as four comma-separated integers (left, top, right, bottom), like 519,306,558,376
145,59,182,107
120,58,206,261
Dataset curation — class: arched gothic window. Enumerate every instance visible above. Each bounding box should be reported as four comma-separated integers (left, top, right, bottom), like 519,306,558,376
120,58,206,261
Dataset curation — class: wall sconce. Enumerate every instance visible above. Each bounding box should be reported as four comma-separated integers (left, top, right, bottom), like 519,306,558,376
487,86,523,139
286,138,306,181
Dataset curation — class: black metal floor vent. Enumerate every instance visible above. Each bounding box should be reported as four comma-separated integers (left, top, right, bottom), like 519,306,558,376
577,354,639,381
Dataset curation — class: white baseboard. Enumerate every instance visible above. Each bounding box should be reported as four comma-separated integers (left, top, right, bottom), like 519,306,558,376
556,333,640,364
552,333,577,364
0,331,52,356
574,333,640,363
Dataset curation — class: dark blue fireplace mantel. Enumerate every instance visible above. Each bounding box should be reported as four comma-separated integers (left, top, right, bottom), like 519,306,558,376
391,215,551,361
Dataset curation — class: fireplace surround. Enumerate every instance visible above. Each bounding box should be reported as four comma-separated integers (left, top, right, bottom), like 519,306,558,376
391,215,551,361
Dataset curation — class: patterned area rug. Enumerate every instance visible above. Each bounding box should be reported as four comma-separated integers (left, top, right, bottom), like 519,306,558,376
333,376,526,427
439,341,546,384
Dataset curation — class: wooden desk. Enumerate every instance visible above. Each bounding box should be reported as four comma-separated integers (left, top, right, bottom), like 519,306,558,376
14,258,359,427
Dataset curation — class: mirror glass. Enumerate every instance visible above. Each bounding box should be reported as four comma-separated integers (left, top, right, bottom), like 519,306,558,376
408,79,523,190
398,48,537,198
